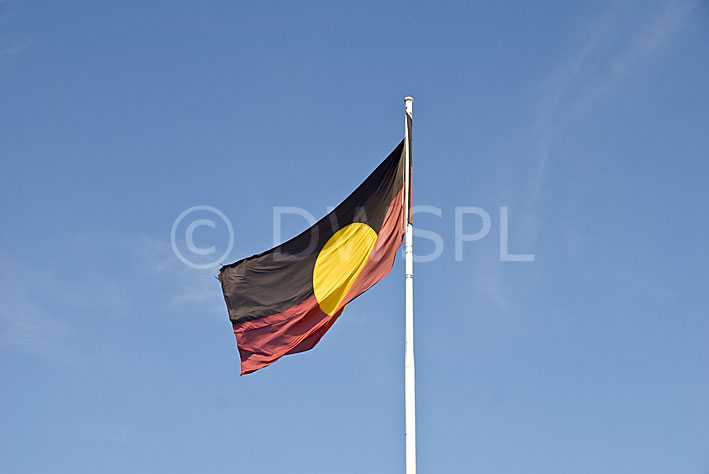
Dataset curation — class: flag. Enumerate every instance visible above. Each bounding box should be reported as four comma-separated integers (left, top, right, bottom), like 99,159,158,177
219,140,407,374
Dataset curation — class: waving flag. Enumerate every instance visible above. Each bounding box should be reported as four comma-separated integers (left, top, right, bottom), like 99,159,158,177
219,141,407,374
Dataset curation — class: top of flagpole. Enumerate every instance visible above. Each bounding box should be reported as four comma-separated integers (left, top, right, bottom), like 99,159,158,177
404,96,413,107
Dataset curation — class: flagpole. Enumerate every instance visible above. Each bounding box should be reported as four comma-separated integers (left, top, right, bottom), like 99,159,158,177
403,96,416,474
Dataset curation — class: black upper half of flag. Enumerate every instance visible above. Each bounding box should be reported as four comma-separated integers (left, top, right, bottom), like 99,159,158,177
219,140,407,324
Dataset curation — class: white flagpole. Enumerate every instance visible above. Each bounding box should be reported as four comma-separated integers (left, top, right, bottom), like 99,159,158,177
403,96,416,474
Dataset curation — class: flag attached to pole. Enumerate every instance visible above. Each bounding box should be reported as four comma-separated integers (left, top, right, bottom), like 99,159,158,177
219,141,407,374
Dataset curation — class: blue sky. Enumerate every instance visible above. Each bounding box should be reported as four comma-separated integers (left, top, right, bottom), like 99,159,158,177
1,1,708,473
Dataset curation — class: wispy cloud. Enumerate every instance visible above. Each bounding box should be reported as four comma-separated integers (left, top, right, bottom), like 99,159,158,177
479,1,695,311
0,232,226,361
526,0,695,227
125,235,226,316
0,45,26,56
0,36,29,58
0,263,72,361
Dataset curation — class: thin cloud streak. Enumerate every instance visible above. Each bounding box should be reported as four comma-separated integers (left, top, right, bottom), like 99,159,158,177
127,235,227,316
526,0,695,230
0,263,73,361
0,233,225,361
479,1,695,312
0,42,29,57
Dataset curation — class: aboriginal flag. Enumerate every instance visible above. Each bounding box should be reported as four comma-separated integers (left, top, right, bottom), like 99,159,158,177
219,140,408,374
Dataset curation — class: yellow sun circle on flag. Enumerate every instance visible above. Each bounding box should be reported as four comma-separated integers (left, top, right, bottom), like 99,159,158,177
313,222,378,316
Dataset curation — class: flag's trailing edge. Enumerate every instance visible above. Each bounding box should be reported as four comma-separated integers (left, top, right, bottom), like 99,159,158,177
219,141,407,375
